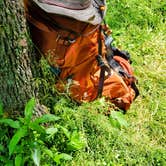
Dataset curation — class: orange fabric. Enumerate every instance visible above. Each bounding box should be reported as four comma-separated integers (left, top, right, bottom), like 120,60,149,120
55,29,104,102
113,56,133,75
24,0,136,111
23,0,98,65
102,72,135,110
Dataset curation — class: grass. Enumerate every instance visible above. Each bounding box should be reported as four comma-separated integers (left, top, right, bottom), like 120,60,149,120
1,0,165,165
38,0,166,165
61,0,166,165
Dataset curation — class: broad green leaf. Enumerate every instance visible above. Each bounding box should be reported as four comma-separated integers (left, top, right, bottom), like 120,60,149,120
67,140,85,151
46,127,58,137
59,153,73,161
29,122,45,134
15,154,22,166
34,114,60,124
54,153,72,164
0,119,20,128
32,148,41,166
9,127,27,156
67,131,86,151
109,117,121,129
24,98,36,123
53,154,61,164
44,148,54,158
60,126,70,139
111,111,128,128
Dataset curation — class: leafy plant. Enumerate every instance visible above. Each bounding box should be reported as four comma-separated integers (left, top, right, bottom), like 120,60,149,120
109,111,128,129
0,98,73,165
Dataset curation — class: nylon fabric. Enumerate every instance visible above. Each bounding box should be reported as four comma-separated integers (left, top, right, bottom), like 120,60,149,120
24,0,137,111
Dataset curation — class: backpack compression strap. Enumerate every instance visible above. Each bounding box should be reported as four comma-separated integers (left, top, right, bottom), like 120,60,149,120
95,0,111,97
96,25,111,97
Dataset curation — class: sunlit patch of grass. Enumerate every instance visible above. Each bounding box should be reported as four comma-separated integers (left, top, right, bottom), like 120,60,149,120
61,0,165,165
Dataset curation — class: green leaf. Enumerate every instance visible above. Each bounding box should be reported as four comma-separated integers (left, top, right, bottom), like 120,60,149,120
0,156,7,163
0,100,3,116
109,117,121,129
67,140,85,151
0,119,20,128
67,131,86,151
24,98,36,123
111,111,128,128
9,127,27,156
34,114,60,124
59,153,73,161
0,144,4,152
60,126,70,139
54,153,72,164
43,148,54,158
4,160,13,166
46,127,58,138
32,148,41,166
29,122,45,134
15,154,22,166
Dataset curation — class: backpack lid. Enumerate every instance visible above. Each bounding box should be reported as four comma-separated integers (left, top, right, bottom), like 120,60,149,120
32,0,106,25
38,0,91,10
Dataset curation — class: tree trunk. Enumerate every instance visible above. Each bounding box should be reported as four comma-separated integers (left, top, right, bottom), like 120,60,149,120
0,0,39,112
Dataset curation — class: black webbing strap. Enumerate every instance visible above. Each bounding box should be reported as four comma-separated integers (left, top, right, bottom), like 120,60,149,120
94,1,111,97
96,25,111,97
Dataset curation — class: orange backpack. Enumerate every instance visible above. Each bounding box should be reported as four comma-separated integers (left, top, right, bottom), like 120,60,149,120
24,0,139,111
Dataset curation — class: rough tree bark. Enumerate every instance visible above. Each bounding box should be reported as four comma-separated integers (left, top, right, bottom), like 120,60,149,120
0,0,40,112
